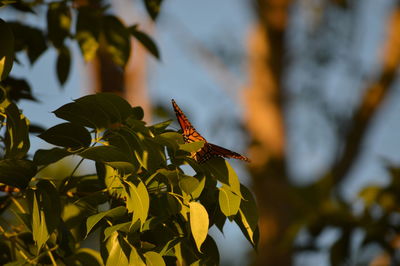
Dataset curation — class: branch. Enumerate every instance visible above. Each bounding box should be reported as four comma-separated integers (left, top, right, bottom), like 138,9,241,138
332,9,400,188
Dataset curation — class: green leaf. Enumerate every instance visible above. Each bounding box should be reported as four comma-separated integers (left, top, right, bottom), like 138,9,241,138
86,206,126,236
199,236,219,265
154,132,182,151
129,246,146,266
79,146,132,163
131,106,144,120
105,233,129,266
33,148,71,166
4,102,30,159
125,181,149,228
157,168,179,186
179,174,200,195
179,141,205,152
56,45,71,85
74,248,104,266
144,251,165,266
102,15,131,67
32,192,48,252
219,185,241,218
76,7,100,61
0,159,36,189
104,222,130,241
149,120,172,134
189,201,209,252
191,176,205,199
159,237,182,256
8,22,47,64
129,25,160,60
53,103,97,128
104,127,142,162
234,184,259,247
2,77,37,102
39,122,91,148
32,180,61,252
106,161,136,173
47,2,71,48
53,93,133,128
0,19,14,81
143,0,164,20
359,186,381,207
205,158,241,197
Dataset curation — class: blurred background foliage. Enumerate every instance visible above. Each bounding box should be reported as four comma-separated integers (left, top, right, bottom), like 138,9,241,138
1,0,400,265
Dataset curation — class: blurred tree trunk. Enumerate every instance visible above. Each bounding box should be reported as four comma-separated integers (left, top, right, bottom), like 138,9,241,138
90,39,152,122
243,0,293,265
244,1,400,265
85,0,152,122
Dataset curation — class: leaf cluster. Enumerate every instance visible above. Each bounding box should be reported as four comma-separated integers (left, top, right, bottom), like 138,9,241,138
0,0,160,94
0,92,258,265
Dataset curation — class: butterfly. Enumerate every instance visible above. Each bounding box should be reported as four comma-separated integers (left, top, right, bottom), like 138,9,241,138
171,99,250,163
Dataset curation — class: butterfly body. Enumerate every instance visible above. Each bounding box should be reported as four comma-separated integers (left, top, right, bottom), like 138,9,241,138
171,99,250,163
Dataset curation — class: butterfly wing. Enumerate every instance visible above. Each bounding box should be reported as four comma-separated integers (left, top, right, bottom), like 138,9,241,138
171,99,206,143
208,143,250,162
171,99,250,163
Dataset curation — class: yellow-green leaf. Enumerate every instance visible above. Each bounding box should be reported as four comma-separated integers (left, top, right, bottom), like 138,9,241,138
189,201,209,252
218,185,241,218
144,251,165,266
126,181,149,228
179,141,205,152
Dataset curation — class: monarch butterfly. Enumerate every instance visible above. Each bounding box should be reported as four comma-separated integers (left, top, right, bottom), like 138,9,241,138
172,99,250,163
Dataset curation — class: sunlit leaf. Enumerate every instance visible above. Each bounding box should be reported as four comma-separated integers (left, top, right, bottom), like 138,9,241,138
159,237,182,256
219,185,241,218
32,192,48,252
104,222,130,241
191,176,205,199
129,246,146,266
4,102,30,159
125,181,149,228
189,201,209,252
179,141,205,152
144,251,165,266
105,233,129,266
205,158,241,197
31,180,60,252
86,206,126,236
179,174,200,195
234,184,258,247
